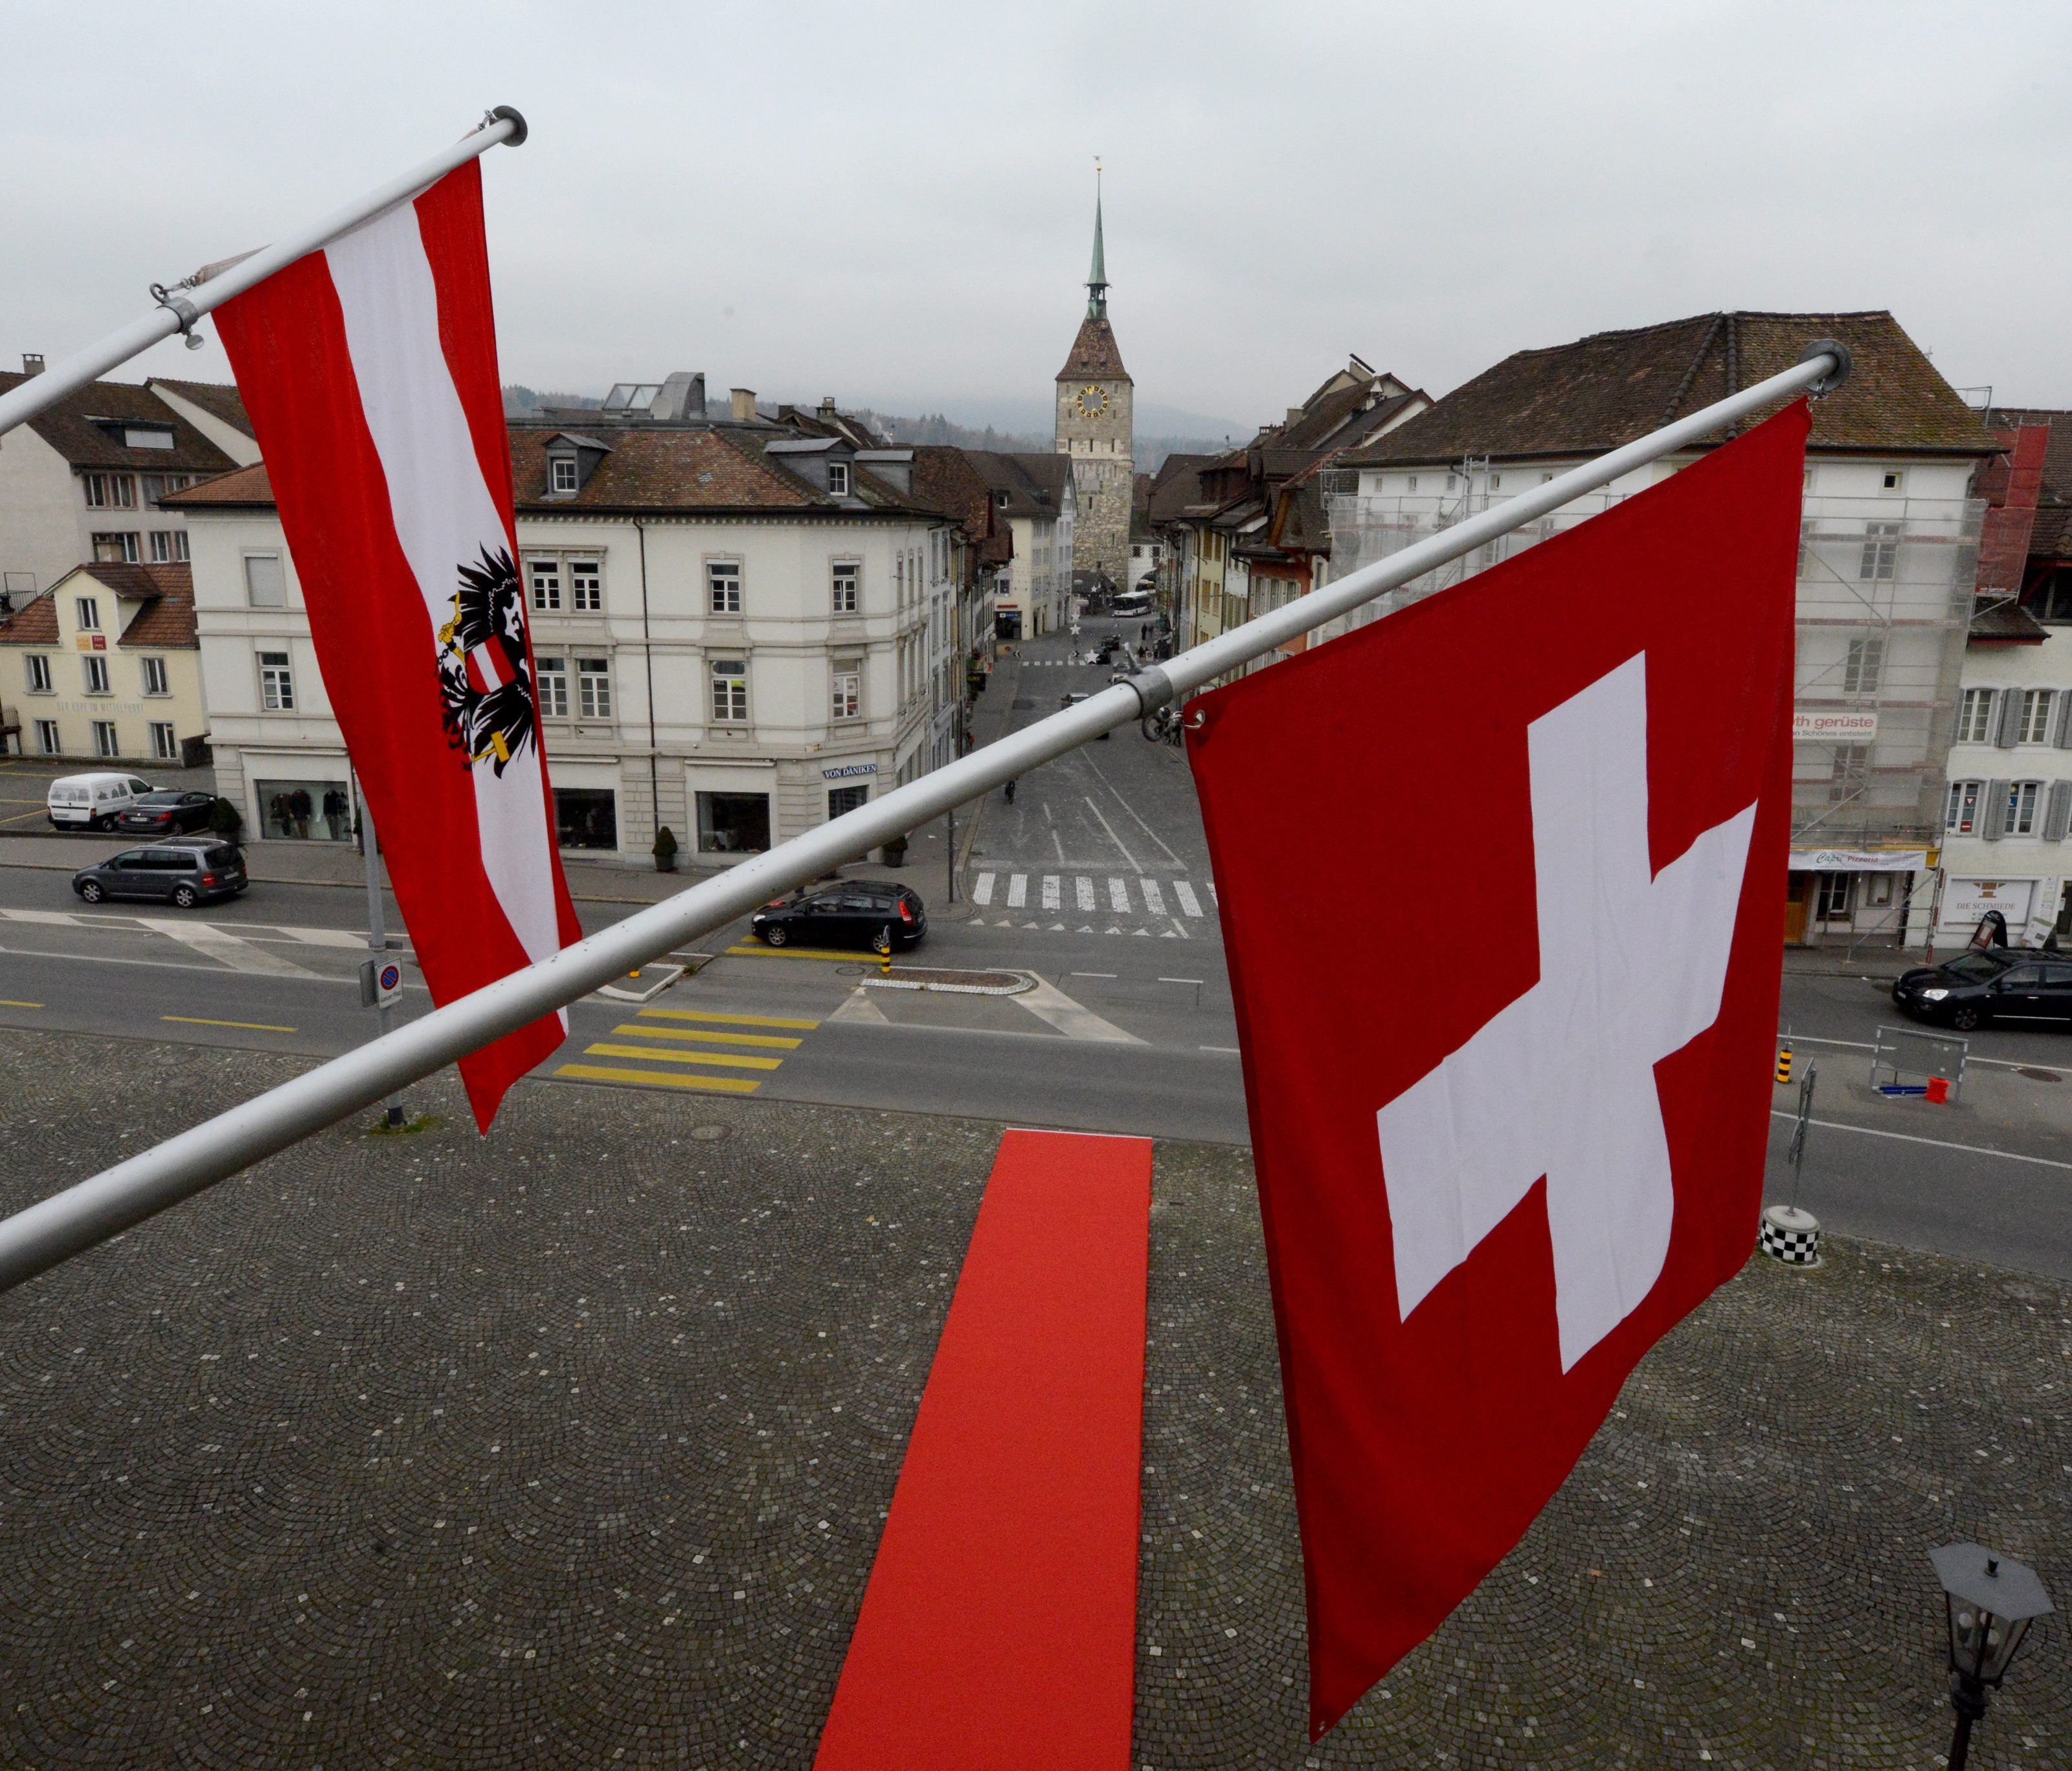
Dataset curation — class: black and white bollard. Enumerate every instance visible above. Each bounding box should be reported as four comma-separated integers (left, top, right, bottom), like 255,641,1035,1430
1759,1204,1821,1266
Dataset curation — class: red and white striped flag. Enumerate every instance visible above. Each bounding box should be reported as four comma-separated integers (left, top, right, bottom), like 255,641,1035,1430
214,161,580,1129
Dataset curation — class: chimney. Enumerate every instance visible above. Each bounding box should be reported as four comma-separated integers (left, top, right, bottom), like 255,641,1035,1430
21,353,45,376
651,372,706,422
1286,407,1304,425
820,397,837,417
730,387,756,422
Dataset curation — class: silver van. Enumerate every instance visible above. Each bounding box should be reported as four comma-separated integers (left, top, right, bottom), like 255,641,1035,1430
47,772,155,831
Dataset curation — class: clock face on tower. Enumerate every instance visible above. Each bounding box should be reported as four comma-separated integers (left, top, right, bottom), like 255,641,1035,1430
1075,385,1109,419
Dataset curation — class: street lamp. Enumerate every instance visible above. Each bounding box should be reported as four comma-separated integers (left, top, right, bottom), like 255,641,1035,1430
1930,1542,2053,1770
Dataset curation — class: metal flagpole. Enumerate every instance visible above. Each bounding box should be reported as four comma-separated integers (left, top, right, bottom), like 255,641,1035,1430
0,343,1851,1296
352,775,407,1131
0,107,528,442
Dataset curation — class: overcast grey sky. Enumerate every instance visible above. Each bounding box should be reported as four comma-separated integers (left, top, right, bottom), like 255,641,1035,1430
8,2,2068,434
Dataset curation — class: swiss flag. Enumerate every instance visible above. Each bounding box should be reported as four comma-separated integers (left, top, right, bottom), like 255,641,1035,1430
1187,405,1805,1735
213,161,581,1129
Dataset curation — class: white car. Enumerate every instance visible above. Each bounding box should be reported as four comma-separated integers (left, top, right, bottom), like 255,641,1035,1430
47,772,156,831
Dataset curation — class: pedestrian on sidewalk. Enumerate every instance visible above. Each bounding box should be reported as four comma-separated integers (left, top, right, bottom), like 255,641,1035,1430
1004,778,1017,804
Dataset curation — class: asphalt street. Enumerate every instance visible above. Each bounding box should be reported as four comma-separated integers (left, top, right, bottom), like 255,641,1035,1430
5,626,2072,1276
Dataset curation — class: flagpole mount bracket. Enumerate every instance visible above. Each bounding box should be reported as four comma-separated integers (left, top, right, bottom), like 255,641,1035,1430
1120,665,1176,716
1797,338,1852,398
149,283,206,352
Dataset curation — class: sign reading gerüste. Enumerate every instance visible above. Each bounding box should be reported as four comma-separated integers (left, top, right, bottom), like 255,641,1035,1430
1792,708,1878,741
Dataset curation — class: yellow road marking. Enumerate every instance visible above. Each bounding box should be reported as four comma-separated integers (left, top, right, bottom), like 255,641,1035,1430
638,1007,820,1030
556,1063,760,1094
611,1022,801,1049
727,943,886,963
164,1014,297,1033
584,1042,781,1071
0,999,45,1009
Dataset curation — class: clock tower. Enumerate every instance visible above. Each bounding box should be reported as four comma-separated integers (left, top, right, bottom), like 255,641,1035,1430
1055,176,1133,596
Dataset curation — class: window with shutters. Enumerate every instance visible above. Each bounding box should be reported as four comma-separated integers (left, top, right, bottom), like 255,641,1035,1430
1843,636,1884,694
528,559,562,611
25,655,52,694
1858,521,1900,580
576,657,611,719
258,651,295,711
570,560,602,611
1957,688,1995,745
535,657,569,718
2020,688,2055,745
82,656,110,695
2007,780,2042,836
141,657,169,696
708,561,743,615
2046,780,2072,843
1827,744,1869,802
243,554,286,608
710,659,748,723
1946,780,1982,835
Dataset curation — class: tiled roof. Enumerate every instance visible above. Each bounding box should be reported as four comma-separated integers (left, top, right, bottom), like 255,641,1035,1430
1344,311,1994,466
961,451,1073,521
908,446,995,540
0,371,240,474
168,428,934,518
145,378,254,437
0,592,58,644
1985,408,2072,560
1146,454,1213,525
1970,593,2049,644
1056,314,1131,383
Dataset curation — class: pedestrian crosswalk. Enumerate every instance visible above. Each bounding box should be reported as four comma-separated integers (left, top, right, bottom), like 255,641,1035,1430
969,872,1215,934
555,1006,818,1094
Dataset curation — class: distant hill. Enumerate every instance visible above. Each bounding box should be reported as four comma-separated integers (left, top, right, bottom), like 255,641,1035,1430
503,385,601,416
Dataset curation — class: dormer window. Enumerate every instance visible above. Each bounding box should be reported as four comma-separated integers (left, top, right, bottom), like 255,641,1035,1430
828,462,850,497
550,456,578,494
996,491,1011,508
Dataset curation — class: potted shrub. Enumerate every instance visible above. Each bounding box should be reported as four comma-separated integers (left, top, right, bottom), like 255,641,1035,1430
881,833,908,868
653,826,679,874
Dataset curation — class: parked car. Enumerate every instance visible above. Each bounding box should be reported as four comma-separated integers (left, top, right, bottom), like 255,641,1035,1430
71,839,248,908
47,772,155,831
750,882,927,954
1891,948,2072,1030
114,790,219,835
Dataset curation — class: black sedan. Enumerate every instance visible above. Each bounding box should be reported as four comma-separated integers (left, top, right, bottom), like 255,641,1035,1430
114,790,218,835
1892,948,2072,1030
751,883,927,954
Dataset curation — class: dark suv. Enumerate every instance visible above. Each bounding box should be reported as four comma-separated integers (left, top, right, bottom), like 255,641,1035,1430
72,840,249,909
750,882,927,953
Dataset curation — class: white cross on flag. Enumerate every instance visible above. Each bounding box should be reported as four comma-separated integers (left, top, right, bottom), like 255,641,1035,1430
1186,406,1805,1737
212,160,580,1129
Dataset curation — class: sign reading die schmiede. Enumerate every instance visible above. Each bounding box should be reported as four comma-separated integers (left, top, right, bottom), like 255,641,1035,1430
821,762,879,780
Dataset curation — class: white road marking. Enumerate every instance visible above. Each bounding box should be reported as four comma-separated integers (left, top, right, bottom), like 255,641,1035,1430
1080,752,1189,868
1769,1110,2072,1170
1006,874,1028,908
1173,881,1204,918
1159,977,1203,985
1200,1046,1243,1055
1108,877,1131,912
1041,875,1062,910
1141,879,1167,916
1081,796,1142,873
829,987,891,1025
973,872,995,906
1075,875,1097,911
138,918,317,978
1012,976,1145,1044
0,908,81,927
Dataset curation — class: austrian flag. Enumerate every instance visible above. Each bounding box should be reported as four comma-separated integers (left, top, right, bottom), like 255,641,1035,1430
1187,406,1806,1737
214,161,580,1128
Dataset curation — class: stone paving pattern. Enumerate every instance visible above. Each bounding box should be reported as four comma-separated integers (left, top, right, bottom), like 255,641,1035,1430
0,1028,2065,1768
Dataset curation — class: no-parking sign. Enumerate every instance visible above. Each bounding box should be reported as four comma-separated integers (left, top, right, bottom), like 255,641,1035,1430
360,956,406,1010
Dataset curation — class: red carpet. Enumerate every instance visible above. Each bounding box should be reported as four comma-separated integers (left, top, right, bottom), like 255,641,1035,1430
813,1128,1153,1770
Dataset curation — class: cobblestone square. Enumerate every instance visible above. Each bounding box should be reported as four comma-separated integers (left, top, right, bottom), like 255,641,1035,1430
0,1030,2066,1768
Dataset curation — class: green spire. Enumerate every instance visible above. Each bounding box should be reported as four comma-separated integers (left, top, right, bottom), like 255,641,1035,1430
1086,168,1108,319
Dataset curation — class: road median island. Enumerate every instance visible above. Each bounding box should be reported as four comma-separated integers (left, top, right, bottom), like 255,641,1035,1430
0,1025,2063,1765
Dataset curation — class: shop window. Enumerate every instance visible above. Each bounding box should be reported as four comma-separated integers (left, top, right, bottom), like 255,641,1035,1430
1816,874,1854,921
828,784,869,820
555,788,618,850
697,791,769,855
256,780,353,840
